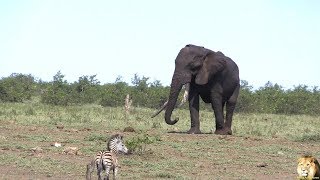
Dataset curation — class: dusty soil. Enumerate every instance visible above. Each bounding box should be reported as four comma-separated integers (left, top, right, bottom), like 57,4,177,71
0,121,319,180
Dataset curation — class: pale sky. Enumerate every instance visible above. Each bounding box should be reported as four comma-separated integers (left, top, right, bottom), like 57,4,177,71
0,0,319,89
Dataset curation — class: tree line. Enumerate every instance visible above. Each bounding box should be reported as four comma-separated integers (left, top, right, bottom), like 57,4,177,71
0,72,319,115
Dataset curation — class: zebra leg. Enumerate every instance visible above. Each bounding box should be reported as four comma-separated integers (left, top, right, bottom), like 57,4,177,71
113,166,118,180
97,163,103,180
104,166,111,180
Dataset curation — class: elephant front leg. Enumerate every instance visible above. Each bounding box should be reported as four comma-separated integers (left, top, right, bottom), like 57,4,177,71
211,96,228,135
187,91,201,134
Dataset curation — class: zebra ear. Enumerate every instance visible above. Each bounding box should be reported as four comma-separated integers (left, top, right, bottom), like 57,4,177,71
116,134,123,139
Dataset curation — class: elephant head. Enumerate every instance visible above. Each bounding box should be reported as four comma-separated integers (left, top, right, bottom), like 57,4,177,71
164,44,226,125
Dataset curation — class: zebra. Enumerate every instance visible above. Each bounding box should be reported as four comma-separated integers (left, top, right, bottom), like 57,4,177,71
86,134,128,180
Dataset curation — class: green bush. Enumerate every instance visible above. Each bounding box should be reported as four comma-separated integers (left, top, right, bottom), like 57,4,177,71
100,81,130,107
125,133,158,154
277,85,318,115
130,74,170,108
99,74,169,109
41,71,72,106
69,75,101,104
0,73,36,102
235,80,254,113
235,82,320,115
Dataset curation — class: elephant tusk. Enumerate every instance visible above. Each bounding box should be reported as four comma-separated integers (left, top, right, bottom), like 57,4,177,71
151,101,168,118
178,83,189,107
177,87,189,107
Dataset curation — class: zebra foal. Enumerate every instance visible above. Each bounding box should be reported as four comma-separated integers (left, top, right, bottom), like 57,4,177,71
86,134,128,180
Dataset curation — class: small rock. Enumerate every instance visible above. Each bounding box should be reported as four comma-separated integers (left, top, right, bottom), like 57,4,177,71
256,163,268,167
277,151,284,155
63,146,80,155
81,128,91,131
123,127,135,132
56,125,64,129
51,142,62,147
218,136,227,140
195,162,205,168
29,127,37,131
65,128,78,133
31,147,43,154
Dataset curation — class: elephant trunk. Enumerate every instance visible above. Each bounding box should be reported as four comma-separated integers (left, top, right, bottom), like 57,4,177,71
164,77,184,125
151,83,189,118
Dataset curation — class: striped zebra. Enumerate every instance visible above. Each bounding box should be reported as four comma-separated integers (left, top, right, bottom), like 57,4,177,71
86,134,128,180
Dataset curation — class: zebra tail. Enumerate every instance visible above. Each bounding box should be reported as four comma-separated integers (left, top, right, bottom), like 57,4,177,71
86,159,95,180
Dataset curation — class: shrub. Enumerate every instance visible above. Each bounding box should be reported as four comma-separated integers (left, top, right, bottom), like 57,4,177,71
0,73,36,102
100,81,129,107
41,71,72,106
1,71,320,116
125,134,158,154
69,75,101,104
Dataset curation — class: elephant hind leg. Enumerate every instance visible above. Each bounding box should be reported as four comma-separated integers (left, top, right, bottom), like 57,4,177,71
225,85,240,134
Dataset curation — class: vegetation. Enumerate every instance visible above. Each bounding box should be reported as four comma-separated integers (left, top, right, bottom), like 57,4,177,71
237,80,320,115
1,72,319,115
125,133,160,154
0,73,36,102
0,103,319,179
0,71,319,178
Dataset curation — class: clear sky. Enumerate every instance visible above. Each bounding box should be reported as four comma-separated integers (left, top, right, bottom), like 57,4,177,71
0,0,319,89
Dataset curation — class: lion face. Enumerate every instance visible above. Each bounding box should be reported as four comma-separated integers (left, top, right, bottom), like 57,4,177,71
297,156,317,178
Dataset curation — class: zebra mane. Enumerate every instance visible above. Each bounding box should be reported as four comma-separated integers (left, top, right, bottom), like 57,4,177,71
107,134,123,151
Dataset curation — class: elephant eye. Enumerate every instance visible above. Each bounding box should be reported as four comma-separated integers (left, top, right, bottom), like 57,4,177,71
190,65,200,71
189,61,202,71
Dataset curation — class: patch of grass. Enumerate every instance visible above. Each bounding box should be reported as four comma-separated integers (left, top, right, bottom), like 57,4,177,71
9,134,53,143
62,139,81,144
122,159,142,166
155,172,178,179
293,133,320,142
81,145,102,155
25,107,35,116
0,143,32,151
233,113,320,140
0,153,83,176
26,135,53,142
85,133,106,142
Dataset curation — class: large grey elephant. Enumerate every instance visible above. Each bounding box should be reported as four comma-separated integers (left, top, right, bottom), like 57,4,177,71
152,44,240,135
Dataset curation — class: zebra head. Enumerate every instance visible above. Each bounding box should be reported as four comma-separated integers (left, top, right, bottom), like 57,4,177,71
107,134,128,154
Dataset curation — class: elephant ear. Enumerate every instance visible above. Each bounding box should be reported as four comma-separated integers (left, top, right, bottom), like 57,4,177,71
195,52,226,85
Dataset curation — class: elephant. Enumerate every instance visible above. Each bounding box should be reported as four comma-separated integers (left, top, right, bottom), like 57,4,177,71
152,44,240,135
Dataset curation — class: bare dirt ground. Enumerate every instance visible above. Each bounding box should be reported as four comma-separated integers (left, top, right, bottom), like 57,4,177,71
0,121,318,180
